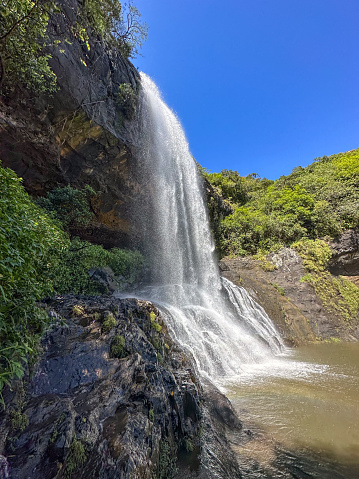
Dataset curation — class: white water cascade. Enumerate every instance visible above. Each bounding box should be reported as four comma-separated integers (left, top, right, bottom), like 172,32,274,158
131,73,285,384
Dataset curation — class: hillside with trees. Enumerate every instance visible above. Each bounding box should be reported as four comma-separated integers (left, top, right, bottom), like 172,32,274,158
204,148,359,257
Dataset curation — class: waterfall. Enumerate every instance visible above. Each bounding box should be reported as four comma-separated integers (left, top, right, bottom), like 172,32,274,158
130,73,285,384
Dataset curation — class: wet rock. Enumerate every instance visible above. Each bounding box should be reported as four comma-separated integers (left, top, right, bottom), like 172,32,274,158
0,296,243,479
0,456,9,479
89,267,119,293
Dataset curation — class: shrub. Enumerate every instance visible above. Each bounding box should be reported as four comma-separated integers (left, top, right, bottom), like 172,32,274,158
116,83,138,121
110,334,126,358
0,165,68,399
205,148,359,257
292,238,332,273
82,1,148,58
150,311,162,332
51,238,145,295
156,439,178,479
36,185,96,231
63,436,87,479
102,312,116,333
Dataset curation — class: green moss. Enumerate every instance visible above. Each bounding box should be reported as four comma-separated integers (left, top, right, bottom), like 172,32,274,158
149,406,154,423
110,335,127,359
9,408,29,432
63,436,87,479
253,252,277,272
49,412,66,444
102,313,116,333
152,322,163,333
72,305,85,317
272,283,285,296
149,311,162,333
184,437,194,452
301,272,359,321
324,337,341,343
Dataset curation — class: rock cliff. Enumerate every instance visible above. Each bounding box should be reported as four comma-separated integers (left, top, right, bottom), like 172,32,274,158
220,236,359,345
0,0,142,249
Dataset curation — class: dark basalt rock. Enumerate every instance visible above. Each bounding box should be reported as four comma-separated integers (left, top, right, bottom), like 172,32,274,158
329,229,359,276
0,296,244,479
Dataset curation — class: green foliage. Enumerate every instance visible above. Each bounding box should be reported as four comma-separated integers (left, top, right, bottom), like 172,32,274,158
155,439,178,479
116,82,138,121
102,312,116,333
83,0,122,40
272,283,285,296
0,0,58,92
206,170,249,205
51,237,145,295
9,407,29,431
206,148,359,257
0,0,147,93
82,0,148,58
149,406,154,423
72,305,85,317
292,239,332,273
110,334,126,358
150,311,162,333
184,437,194,452
36,185,96,231
0,165,143,397
301,272,359,321
151,321,162,333
0,165,68,398
63,436,87,479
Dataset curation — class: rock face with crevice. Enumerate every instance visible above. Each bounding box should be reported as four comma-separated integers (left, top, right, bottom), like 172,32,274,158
0,0,142,249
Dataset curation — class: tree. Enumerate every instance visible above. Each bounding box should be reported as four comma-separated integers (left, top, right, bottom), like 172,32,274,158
83,0,148,58
0,0,58,92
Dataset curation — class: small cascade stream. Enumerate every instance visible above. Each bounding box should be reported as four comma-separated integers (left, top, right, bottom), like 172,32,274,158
128,73,285,384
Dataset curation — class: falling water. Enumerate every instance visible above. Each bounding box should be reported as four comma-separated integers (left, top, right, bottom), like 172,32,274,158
131,73,285,383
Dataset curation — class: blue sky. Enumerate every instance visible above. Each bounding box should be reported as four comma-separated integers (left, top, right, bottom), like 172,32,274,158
133,0,359,179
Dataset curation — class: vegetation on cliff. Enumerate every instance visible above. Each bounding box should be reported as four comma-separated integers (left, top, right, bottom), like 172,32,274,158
205,148,359,257
0,165,144,398
0,0,147,93
0,165,67,396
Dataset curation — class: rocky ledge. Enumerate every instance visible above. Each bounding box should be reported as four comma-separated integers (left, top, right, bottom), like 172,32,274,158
0,296,244,479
